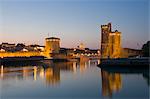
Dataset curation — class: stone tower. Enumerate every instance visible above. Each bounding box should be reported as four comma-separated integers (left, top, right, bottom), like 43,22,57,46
44,37,60,58
101,23,121,58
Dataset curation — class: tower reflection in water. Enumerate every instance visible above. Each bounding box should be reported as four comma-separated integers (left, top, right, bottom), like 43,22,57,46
0,61,82,86
101,70,122,97
0,59,98,86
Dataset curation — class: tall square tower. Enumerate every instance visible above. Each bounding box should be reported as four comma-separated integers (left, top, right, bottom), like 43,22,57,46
101,23,121,58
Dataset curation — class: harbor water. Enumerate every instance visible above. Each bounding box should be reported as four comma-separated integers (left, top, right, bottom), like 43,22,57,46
0,59,149,99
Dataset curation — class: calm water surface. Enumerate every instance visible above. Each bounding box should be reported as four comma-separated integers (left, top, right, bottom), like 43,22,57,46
0,60,149,99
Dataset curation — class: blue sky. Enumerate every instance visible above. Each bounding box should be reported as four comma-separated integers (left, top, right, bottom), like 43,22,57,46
0,0,149,49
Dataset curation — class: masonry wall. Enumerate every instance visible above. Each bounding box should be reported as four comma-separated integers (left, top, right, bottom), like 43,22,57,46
120,48,142,58
101,23,121,59
109,32,121,58
0,51,42,58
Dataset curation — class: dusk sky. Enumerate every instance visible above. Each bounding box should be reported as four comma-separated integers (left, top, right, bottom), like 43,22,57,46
0,0,149,49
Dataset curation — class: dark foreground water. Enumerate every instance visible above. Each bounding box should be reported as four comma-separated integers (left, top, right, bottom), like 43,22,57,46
0,60,149,99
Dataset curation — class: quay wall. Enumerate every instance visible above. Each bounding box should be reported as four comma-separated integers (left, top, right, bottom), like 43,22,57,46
0,51,42,58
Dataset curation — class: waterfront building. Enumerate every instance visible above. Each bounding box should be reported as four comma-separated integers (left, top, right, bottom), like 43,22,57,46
1,43,15,48
73,48,100,57
77,43,85,50
101,23,121,58
121,48,142,58
0,49,5,52
44,37,60,58
36,46,45,52
0,36,100,59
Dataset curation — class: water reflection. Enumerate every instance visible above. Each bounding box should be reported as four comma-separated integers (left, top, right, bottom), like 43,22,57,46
101,70,122,97
0,62,74,86
0,60,149,99
101,66,149,98
0,60,99,86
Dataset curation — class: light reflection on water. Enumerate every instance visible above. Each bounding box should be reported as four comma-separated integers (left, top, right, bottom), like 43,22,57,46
0,59,149,99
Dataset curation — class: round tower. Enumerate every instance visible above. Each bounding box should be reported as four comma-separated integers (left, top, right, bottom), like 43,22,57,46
45,37,60,58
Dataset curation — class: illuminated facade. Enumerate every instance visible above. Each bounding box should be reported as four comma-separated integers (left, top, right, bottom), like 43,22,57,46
0,37,60,59
78,43,85,50
44,37,60,58
0,51,41,58
0,36,100,59
101,23,121,58
121,48,142,58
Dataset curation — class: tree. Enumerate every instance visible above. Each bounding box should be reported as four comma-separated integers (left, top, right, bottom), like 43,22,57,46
142,41,150,57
